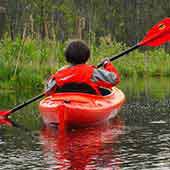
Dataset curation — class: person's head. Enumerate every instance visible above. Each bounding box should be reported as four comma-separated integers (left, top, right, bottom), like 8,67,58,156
65,40,90,64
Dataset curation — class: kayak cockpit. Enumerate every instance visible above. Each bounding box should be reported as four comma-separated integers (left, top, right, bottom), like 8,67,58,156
99,87,111,96
56,82,111,96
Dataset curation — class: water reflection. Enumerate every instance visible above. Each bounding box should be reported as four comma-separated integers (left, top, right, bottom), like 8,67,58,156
119,122,170,169
1,78,170,169
40,117,124,170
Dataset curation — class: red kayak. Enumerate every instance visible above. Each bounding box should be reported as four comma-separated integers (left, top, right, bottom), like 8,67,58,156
39,87,125,127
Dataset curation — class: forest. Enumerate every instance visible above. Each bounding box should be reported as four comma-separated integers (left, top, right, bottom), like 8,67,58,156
0,0,170,88
0,0,170,43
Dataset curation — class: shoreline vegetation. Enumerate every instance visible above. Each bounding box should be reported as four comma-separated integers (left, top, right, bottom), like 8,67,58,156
0,37,170,89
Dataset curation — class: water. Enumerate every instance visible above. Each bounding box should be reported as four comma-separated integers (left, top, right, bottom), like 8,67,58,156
0,78,170,170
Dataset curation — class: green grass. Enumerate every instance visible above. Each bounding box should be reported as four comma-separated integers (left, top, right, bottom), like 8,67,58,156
0,37,170,89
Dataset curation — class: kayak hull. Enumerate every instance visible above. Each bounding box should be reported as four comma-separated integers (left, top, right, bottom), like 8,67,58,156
39,87,125,127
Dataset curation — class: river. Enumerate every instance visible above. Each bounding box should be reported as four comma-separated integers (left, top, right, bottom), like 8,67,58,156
0,78,170,170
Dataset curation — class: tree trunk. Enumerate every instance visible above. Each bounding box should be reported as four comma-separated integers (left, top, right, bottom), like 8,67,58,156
40,3,46,39
0,7,6,39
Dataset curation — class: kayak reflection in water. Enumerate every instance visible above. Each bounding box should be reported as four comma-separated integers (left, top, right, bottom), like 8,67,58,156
40,117,124,170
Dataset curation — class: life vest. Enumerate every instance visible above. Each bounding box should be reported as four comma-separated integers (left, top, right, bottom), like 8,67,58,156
52,64,101,95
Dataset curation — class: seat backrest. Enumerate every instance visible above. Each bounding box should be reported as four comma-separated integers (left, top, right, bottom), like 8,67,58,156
56,83,97,94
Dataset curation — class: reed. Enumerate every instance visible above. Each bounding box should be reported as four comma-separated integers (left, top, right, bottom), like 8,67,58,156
0,37,170,89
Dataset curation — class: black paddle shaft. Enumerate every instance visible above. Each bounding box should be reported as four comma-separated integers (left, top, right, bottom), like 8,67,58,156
6,44,140,115
9,93,45,114
97,44,140,68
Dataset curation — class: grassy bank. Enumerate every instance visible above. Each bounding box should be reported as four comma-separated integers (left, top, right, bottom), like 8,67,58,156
0,37,170,89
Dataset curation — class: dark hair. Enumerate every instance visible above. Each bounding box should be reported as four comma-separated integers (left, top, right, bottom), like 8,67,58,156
64,40,90,64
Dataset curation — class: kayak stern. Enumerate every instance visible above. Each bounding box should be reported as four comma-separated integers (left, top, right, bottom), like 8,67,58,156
39,87,125,127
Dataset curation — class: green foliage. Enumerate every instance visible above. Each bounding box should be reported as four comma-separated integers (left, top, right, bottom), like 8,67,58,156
0,37,170,89
120,77,170,100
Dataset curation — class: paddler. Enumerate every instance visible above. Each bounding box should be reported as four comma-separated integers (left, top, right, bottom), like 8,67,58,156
45,40,120,95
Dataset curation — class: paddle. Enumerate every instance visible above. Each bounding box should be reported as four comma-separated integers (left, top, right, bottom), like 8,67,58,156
0,92,45,117
97,18,170,67
0,116,23,128
1,18,170,118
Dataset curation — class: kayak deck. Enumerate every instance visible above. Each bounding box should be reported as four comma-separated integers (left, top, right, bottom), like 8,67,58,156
39,87,125,127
